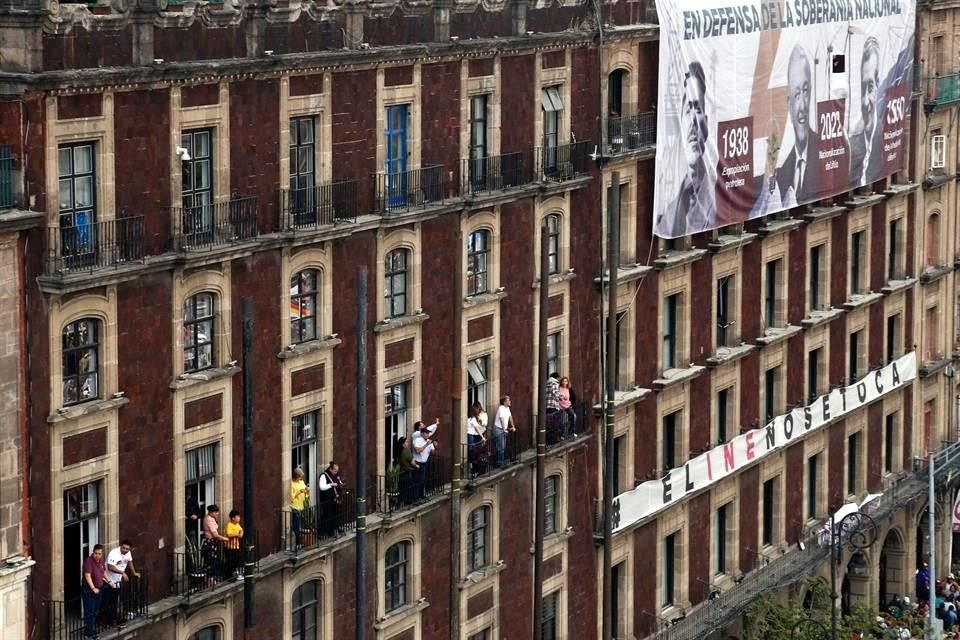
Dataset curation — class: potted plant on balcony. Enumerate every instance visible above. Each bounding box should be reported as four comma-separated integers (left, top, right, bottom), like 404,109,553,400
386,463,402,510
299,498,316,548
185,535,206,592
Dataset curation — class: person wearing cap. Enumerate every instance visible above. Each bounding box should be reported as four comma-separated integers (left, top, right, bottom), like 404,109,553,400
917,562,931,602
411,419,439,500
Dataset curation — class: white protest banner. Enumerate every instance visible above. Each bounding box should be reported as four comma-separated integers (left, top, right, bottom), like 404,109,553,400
612,351,916,533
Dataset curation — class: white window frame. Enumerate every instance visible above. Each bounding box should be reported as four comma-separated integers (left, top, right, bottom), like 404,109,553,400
931,134,946,169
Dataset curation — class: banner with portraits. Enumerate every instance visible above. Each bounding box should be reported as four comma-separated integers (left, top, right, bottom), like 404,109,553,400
652,0,916,238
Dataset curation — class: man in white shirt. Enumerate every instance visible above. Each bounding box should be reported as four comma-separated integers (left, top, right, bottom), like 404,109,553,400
493,396,516,466
104,540,140,628
411,419,439,499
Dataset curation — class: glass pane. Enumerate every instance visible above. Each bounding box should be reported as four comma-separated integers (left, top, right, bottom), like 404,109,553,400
195,160,211,191
289,120,298,145
59,179,73,211
197,319,213,345
197,293,214,317
300,296,315,317
195,131,211,158
80,373,98,400
299,119,313,144
74,176,94,208
58,147,72,177
73,145,93,174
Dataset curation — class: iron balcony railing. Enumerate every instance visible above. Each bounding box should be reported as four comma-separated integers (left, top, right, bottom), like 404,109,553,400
280,180,359,230
45,216,146,275
171,531,258,598
373,165,446,214
607,111,656,154
462,430,521,482
45,575,148,640
171,196,258,250
926,73,960,107
376,455,449,514
461,152,529,196
0,144,14,208
642,439,960,640
279,490,357,553
537,141,592,182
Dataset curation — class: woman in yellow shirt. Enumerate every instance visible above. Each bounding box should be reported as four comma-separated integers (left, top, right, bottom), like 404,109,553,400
291,468,309,548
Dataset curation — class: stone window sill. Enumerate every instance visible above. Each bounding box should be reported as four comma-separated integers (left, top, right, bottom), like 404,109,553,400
756,217,802,236
277,335,342,359
460,560,506,588
801,204,846,223
592,387,652,414
652,248,707,271
463,290,507,309
544,527,575,548
919,357,951,379
881,278,916,295
843,192,886,210
653,365,705,390
754,324,802,347
800,307,844,329
920,265,952,284
374,598,429,630
532,270,577,289
842,292,884,311
708,232,757,253
705,343,755,367
170,364,241,390
593,263,653,288
49,395,130,424
883,181,919,197
373,313,430,335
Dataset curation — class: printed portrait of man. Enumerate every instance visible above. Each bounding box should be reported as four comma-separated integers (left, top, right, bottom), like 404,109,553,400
849,37,883,187
658,61,716,238
776,45,819,206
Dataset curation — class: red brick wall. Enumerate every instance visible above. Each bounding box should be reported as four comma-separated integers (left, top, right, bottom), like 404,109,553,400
867,402,884,489
737,466,759,573
541,50,565,69
23,96,46,212
154,22,245,63
547,294,564,319
184,393,223,429
451,9,514,40
526,6,584,32
740,351,759,432
467,587,494,618
690,254,713,360
43,29,133,71
634,521,658,635
871,203,886,292
635,401,656,478
829,318,845,388
364,13,434,47
687,492,710,604
827,420,846,510
57,94,102,120
635,159,655,262
384,65,414,87
331,70,378,214
499,54,534,162
468,58,495,77
498,471,532,638
571,47,600,144
419,213,458,428
739,239,762,340
787,334,805,408
230,79,280,234
784,441,804,543
566,445,599,640
181,84,219,108
418,505,451,640
637,42,659,111
114,89,172,255
830,215,848,307
384,338,414,369
902,388,913,467
264,16,343,53
289,74,325,97
62,428,107,467
689,374,711,454
788,226,806,325
467,315,493,343
420,62,460,181
291,363,326,397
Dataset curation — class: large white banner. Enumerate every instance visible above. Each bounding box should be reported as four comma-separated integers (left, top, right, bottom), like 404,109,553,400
611,351,917,533
652,0,916,238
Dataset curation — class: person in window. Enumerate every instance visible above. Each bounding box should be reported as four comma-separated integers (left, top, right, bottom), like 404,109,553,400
290,468,309,548
467,402,489,474
104,540,140,629
411,419,439,498
395,437,418,504
318,461,344,537
202,505,228,580
81,544,105,638
493,396,516,466
185,492,203,544
557,376,577,437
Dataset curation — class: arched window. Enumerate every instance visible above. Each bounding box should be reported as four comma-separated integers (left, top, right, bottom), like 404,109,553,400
191,627,219,640
467,230,491,296
291,269,319,343
384,249,409,318
384,541,410,612
183,292,216,372
467,506,490,571
292,580,321,640
545,214,561,275
62,318,100,405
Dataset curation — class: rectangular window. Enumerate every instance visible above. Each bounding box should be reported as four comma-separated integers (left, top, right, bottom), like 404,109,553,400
541,85,563,170
542,591,559,640
466,230,491,296
807,454,819,519
546,332,561,378
292,411,319,498
612,562,624,639
764,367,778,422
288,117,316,224
467,507,489,572
716,276,733,347
887,313,901,362
467,356,490,410
63,481,101,602
384,249,409,319
717,387,730,444
809,244,823,311
849,330,863,382
663,411,679,470
931,133,946,169
663,532,677,607
762,477,776,546
848,432,860,495
57,142,98,266
764,259,779,328
925,306,940,361
885,413,897,473
384,382,410,472
613,434,626,494
185,444,217,545
663,294,679,369
468,95,489,188
888,218,901,281
614,311,631,390
384,542,409,612
544,475,560,535
807,348,822,403
850,230,865,295
181,129,214,240
714,503,728,575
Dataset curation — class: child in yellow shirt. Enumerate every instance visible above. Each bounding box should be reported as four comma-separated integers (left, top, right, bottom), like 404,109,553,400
225,509,244,579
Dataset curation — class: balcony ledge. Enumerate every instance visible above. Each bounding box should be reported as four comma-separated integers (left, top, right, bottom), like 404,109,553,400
802,204,846,223
592,386,652,414
373,312,430,335
919,358,952,379
843,192,886,210
459,560,506,589
754,324,803,347
593,263,653,288
923,173,955,190
708,232,757,253
532,270,577,289
169,364,241,390
463,290,507,308
0,209,43,233
653,365,706,390
606,144,657,162
756,217,803,236
842,292,884,311
374,598,430,630
883,181,920,197
705,343,756,367
882,278,917,295
48,395,129,424
800,307,844,329
653,248,707,271
920,265,953,284
277,335,343,359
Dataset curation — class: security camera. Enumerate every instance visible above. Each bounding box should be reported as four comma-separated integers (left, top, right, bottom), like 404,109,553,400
175,146,191,161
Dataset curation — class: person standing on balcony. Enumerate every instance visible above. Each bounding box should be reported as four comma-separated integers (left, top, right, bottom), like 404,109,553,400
467,402,487,447
558,376,577,437
318,461,344,537
493,395,516,466
81,544,106,638
202,505,229,580
225,510,244,580
290,468,309,548
396,436,419,504
104,540,139,629
412,420,439,499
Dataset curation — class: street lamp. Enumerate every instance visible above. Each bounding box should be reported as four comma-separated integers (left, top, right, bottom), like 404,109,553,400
791,511,879,640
